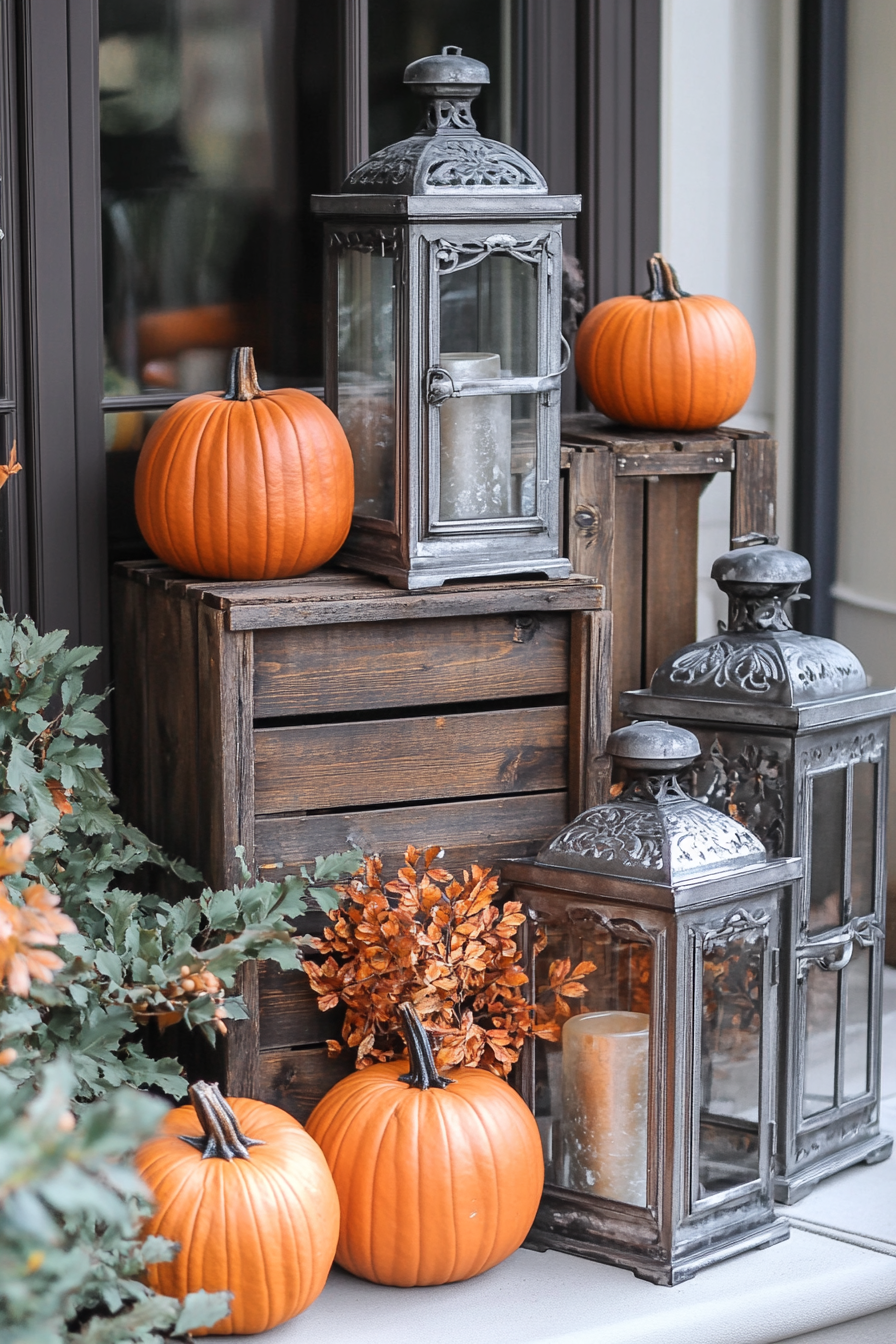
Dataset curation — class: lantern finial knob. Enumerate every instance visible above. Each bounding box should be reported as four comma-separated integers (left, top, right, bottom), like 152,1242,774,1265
403,46,490,136
608,721,699,774
711,541,811,633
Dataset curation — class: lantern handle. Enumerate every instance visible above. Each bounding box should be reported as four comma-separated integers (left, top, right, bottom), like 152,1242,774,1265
795,916,881,980
426,335,571,406
558,332,571,375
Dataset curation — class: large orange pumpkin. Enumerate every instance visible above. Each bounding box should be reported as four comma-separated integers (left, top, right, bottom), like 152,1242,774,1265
305,1004,544,1287
135,1082,340,1336
575,253,756,431
134,347,354,579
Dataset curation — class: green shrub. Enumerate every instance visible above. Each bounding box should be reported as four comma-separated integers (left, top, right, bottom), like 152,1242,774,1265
0,607,359,1339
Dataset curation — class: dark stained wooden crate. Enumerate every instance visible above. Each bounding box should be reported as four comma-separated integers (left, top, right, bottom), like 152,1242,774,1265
560,414,777,737
111,563,607,1121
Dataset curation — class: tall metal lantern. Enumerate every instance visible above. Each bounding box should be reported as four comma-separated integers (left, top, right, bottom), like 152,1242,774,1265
503,721,800,1284
312,48,580,588
621,540,896,1202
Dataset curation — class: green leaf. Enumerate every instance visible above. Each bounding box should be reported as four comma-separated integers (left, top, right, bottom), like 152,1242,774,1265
175,1289,233,1334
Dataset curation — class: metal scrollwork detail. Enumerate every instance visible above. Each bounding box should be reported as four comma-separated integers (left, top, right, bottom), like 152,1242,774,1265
434,232,549,274
782,641,866,697
667,639,786,695
702,906,770,953
331,227,401,256
344,145,420,189
567,906,654,947
543,805,666,872
801,730,883,773
686,737,788,858
796,916,882,980
424,140,543,189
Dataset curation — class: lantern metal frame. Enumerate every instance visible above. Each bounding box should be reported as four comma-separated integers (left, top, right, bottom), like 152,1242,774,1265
503,723,801,1285
311,47,579,589
621,542,896,1202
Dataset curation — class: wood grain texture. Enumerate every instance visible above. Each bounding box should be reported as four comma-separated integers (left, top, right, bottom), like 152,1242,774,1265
643,475,703,685
610,477,645,729
730,435,777,541
568,610,613,814
565,447,615,600
254,705,569,814
196,604,254,887
613,448,733,476
258,961,340,1051
254,791,569,877
258,1047,354,1125
253,613,570,718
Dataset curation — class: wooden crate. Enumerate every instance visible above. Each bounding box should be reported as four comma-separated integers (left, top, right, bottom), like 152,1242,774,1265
561,414,777,736
112,563,607,1121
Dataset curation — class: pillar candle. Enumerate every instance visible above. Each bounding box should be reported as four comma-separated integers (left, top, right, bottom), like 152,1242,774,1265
438,352,512,520
562,1011,650,1205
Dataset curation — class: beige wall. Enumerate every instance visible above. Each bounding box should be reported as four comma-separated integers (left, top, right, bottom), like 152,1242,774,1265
661,0,798,637
837,1,896,870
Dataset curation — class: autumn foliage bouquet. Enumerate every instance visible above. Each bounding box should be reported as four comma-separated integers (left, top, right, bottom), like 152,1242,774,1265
305,845,594,1076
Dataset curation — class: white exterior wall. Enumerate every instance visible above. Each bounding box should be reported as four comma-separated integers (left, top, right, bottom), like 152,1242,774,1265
836,1,896,871
660,0,798,637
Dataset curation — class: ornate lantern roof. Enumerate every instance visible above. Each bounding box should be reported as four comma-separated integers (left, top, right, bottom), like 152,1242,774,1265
538,721,766,882
342,45,548,196
649,540,866,708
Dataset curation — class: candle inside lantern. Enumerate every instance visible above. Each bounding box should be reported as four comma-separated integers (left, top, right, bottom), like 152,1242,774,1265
438,352,512,520
562,1011,650,1205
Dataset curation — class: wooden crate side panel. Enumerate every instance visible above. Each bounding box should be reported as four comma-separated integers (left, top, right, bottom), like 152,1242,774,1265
196,606,255,887
253,613,571,718
643,475,704,686
255,791,569,878
731,436,777,541
254,706,569,814
565,448,615,595
610,477,645,729
258,962,339,1052
258,1047,354,1125
569,610,613,811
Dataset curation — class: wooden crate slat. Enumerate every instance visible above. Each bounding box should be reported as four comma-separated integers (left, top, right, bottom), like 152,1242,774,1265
254,705,569,814
643,476,704,686
255,790,569,876
258,963,333,1052
254,613,570,718
258,1047,354,1125
614,448,734,476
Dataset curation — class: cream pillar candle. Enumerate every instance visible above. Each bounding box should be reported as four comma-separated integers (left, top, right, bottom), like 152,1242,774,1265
438,352,512,520
562,1011,650,1205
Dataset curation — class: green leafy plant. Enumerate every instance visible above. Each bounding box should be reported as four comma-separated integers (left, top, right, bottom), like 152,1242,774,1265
0,604,360,1338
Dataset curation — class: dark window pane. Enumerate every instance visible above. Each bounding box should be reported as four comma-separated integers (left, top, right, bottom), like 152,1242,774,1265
802,963,838,1117
532,919,652,1207
808,770,847,934
99,0,337,398
849,761,877,919
368,0,508,154
698,932,762,1198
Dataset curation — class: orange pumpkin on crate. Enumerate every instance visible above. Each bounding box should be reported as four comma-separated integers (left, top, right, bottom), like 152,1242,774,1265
135,1082,339,1336
306,1003,544,1287
575,253,756,431
134,346,354,580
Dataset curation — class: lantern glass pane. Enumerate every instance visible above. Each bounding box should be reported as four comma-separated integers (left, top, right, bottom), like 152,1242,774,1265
808,770,847,934
532,920,652,1207
850,761,877,919
337,247,396,520
802,964,837,1116
698,933,762,1196
437,255,538,521
843,945,872,1099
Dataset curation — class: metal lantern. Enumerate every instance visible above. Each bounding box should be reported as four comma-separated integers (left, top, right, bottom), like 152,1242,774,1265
311,47,580,589
621,540,896,1202
503,721,800,1285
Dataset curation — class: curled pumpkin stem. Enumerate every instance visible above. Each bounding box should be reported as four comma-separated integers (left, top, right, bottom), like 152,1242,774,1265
398,1003,453,1091
224,347,265,402
643,253,690,302
180,1080,266,1160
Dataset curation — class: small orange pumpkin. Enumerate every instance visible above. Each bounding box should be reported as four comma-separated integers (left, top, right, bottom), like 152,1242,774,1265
135,1082,339,1336
134,347,354,580
575,253,756,431
305,1004,544,1287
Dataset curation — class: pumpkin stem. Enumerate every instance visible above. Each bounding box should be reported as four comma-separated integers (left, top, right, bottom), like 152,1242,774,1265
397,1003,453,1091
643,253,690,302
224,347,265,401
179,1080,266,1160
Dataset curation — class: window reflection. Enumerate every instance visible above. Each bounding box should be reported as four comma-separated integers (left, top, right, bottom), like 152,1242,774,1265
99,0,336,398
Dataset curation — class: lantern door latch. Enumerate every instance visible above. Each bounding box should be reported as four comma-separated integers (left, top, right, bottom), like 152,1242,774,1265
795,916,881,980
426,336,571,406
